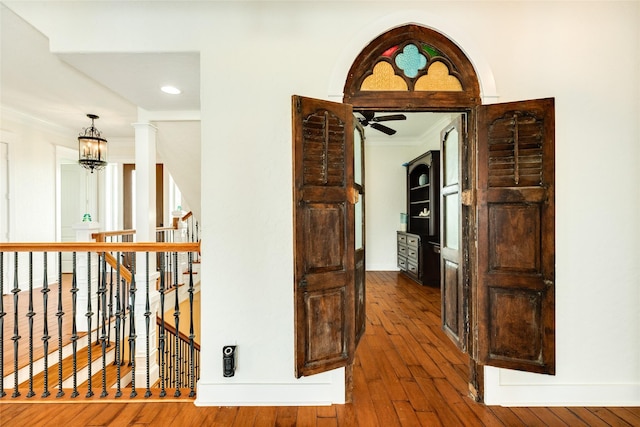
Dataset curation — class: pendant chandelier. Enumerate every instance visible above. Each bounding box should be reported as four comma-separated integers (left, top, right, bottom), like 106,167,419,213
78,113,107,173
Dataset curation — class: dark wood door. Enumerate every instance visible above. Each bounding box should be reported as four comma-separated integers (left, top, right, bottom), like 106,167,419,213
476,98,555,374
353,123,366,347
440,116,466,351
123,163,164,228
292,95,358,377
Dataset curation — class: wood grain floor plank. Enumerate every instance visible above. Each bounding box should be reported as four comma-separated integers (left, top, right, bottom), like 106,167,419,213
232,406,259,427
615,406,640,425
295,406,317,427
415,410,444,427
400,377,434,412
509,407,549,427
466,403,512,427
316,404,336,419
565,407,612,427
392,399,422,426
274,406,297,427
252,406,278,427
213,406,239,426
334,403,357,427
316,417,338,427
590,407,635,426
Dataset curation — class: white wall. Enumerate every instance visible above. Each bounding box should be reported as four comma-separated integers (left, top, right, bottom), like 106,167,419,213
0,114,63,292
0,115,60,242
365,114,452,271
365,143,414,270
3,1,639,407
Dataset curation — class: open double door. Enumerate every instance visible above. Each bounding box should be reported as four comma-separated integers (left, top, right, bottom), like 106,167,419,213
292,95,555,399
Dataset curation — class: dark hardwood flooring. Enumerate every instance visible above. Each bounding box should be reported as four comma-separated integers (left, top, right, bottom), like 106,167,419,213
1,271,639,426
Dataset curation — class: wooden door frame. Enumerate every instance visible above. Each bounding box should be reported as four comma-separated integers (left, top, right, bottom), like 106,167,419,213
123,163,165,230
342,23,483,399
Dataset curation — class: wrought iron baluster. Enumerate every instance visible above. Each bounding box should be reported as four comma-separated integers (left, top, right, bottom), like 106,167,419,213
144,252,152,398
41,252,51,398
173,250,181,397
70,252,79,398
11,252,21,398
99,253,109,398
108,264,114,347
120,258,127,369
96,254,102,347
158,252,167,397
27,252,35,398
56,253,64,398
0,252,5,398
114,252,122,398
86,252,94,398
129,254,137,398
188,252,196,397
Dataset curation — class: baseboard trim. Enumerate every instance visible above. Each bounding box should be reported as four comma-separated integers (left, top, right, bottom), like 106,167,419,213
484,367,640,406
194,368,345,407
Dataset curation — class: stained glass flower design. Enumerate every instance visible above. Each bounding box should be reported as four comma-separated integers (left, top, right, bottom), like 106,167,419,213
395,44,427,78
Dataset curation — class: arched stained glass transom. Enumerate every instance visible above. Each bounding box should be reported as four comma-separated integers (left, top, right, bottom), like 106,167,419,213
344,25,480,110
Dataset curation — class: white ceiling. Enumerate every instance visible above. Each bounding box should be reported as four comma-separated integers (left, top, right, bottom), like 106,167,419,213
1,4,442,147
0,4,199,141
58,52,201,114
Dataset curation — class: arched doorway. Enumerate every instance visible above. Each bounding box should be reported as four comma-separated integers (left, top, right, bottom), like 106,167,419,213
292,24,555,403
342,24,556,400
343,23,482,396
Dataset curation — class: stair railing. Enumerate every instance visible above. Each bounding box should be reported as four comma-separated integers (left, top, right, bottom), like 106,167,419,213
0,240,200,401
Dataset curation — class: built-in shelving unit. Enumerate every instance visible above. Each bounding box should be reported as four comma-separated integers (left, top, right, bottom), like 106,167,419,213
397,150,440,286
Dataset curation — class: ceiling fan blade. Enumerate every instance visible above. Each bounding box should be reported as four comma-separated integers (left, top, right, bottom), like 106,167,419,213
372,114,407,122
370,122,396,135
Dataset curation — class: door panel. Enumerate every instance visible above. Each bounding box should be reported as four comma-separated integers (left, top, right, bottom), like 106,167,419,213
440,116,466,351
354,124,366,346
476,98,555,375
292,95,356,377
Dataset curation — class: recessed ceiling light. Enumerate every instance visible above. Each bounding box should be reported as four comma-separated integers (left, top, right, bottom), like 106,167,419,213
161,85,181,95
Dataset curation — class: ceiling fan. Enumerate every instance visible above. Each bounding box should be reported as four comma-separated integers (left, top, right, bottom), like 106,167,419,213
356,111,407,135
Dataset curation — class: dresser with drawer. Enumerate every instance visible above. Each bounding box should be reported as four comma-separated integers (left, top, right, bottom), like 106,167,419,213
397,231,421,281
397,231,440,286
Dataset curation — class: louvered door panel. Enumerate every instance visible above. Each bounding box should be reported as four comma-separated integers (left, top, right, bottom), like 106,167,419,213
476,98,555,375
293,95,356,378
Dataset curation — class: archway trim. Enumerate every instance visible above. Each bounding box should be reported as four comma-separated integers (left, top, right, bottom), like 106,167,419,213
327,11,498,104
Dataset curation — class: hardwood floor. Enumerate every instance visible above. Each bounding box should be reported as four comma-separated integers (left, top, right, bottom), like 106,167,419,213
1,271,639,426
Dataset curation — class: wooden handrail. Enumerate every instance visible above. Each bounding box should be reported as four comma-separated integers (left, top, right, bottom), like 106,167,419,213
103,252,133,283
93,211,195,241
157,317,201,351
92,229,136,240
0,241,200,253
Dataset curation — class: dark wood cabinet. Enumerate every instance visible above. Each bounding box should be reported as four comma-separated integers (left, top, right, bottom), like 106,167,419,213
397,151,440,286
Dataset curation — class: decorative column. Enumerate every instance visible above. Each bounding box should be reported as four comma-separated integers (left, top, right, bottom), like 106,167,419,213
73,220,101,333
132,121,161,387
132,121,158,248
172,209,188,284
